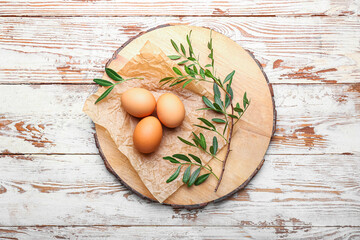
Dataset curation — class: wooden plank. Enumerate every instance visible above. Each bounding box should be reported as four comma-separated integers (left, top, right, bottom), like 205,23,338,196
0,84,358,155
0,17,359,84
0,0,358,17
0,226,360,239
0,154,358,226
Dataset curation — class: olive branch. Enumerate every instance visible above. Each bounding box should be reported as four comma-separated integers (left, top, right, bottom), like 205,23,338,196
162,30,250,191
93,68,143,104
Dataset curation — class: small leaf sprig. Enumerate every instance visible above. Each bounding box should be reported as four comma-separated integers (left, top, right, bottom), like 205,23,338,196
164,154,218,186
161,30,250,191
93,68,143,104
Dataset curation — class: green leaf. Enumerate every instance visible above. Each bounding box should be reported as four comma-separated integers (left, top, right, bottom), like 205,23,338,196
182,79,193,88
163,156,180,164
187,57,196,61
209,146,214,155
166,165,181,183
243,92,249,108
168,55,181,60
212,136,218,154
192,132,200,145
93,79,113,86
188,70,196,78
184,65,191,75
223,121,228,135
173,154,191,162
183,166,191,183
192,138,200,147
178,136,196,147
235,102,243,114
188,154,202,164
234,107,243,113
194,124,212,131
227,84,234,100
187,167,201,187
173,67,182,76
212,118,226,123
214,94,224,110
213,83,221,99
225,84,233,108
199,133,206,150
171,39,179,52
178,60,188,65
180,43,186,56
229,114,239,119
205,64,212,68
198,117,216,130
205,69,213,78
195,173,210,186
225,95,230,108
196,107,212,111
169,79,186,87
200,68,205,79
95,86,114,104
187,34,194,57
223,70,235,84
193,65,198,74
202,96,215,110
160,77,174,83
213,102,223,112
105,68,123,81
205,69,219,83
160,81,171,87
189,48,194,58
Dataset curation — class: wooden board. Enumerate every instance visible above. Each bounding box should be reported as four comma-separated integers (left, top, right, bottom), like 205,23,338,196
2,0,360,237
94,25,275,208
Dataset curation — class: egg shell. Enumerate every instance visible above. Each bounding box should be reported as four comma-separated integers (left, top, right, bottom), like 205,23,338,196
133,116,163,154
121,88,156,118
156,93,185,128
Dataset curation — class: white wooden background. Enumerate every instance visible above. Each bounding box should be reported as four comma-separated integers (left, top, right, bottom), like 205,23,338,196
0,1,359,239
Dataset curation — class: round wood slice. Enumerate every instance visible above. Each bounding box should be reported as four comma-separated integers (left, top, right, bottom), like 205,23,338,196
95,24,276,209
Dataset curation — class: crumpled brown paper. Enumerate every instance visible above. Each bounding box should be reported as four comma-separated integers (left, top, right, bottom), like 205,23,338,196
83,41,226,203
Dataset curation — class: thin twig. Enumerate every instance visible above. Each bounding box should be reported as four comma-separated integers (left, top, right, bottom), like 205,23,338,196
215,101,234,192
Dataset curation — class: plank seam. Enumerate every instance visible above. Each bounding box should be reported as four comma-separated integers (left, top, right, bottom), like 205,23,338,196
0,14,358,18
0,225,359,228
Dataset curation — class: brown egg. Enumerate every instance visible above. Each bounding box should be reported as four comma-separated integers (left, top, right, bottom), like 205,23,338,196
121,88,156,118
133,116,163,154
156,93,185,128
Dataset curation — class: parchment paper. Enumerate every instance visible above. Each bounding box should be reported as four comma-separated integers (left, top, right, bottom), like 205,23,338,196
83,41,226,203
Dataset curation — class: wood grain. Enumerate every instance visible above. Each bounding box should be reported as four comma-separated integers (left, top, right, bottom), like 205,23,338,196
0,226,359,239
0,0,358,17
0,154,358,226
93,24,274,207
0,84,358,155
0,0,359,235
0,17,359,84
